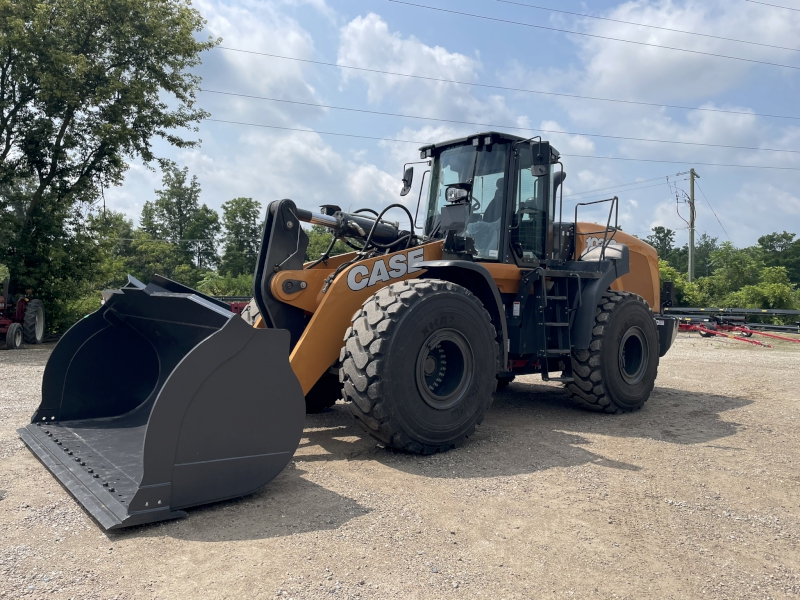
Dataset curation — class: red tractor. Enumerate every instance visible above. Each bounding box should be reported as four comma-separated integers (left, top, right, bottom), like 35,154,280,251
0,278,45,349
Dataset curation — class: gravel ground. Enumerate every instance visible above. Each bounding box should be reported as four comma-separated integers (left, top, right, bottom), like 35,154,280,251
1,332,799,599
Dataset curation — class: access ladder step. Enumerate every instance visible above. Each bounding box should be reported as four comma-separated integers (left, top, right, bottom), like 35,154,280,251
544,322,569,327
545,349,571,356
544,376,575,383
548,296,567,300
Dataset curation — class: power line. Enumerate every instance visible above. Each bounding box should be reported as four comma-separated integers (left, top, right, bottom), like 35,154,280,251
497,0,800,53
565,180,687,202
207,118,800,170
207,118,423,143
695,182,732,241
387,1,800,71
201,88,800,155
564,174,685,197
743,0,800,12
216,47,800,122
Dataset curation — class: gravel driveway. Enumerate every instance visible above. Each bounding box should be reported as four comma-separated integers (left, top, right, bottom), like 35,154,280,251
1,333,798,599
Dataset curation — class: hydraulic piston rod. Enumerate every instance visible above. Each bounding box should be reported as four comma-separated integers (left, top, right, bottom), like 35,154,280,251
294,207,406,246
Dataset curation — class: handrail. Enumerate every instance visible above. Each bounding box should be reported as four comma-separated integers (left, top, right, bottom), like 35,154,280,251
573,196,619,260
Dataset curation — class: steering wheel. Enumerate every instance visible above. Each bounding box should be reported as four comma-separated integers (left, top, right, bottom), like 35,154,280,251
471,196,481,211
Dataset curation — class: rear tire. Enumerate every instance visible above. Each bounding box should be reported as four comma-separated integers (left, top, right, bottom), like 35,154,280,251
341,279,499,454
23,299,45,344
305,373,341,413
5,322,23,350
567,291,659,413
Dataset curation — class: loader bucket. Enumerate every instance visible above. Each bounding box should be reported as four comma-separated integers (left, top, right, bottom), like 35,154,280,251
17,275,305,530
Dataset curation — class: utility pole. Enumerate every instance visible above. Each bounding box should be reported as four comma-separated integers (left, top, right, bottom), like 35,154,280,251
688,168,698,282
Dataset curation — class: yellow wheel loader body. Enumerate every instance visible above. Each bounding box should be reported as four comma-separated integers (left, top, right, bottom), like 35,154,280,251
19,131,678,529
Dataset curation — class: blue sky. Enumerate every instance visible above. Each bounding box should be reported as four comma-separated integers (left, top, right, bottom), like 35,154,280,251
106,0,800,247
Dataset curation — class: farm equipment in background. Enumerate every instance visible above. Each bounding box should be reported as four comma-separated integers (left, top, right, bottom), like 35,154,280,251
0,277,46,350
664,306,800,347
19,130,679,530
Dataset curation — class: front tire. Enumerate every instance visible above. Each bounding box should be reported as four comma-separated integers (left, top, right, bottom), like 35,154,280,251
567,291,659,413
341,279,499,454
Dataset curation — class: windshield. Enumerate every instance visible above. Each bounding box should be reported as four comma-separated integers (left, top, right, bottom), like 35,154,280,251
425,142,510,260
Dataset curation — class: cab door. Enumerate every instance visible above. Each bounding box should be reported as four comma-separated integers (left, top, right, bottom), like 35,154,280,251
507,144,553,265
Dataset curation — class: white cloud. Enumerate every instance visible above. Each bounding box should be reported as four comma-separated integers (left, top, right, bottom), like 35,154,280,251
571,0,800,104
195,0,324,125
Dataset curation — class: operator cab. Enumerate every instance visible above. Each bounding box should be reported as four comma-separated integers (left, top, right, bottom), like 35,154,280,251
417,131,570,267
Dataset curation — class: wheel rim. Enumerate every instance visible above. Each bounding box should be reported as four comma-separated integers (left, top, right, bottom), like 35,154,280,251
415,328,474,410
35,306,44,340
13,327,22,348
618,326,648,385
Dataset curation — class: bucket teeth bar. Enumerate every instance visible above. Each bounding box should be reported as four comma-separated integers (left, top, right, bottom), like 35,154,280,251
18,275,305,530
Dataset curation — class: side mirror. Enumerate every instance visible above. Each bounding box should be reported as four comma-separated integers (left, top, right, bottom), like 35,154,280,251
530,140,548,177
400,166,414,196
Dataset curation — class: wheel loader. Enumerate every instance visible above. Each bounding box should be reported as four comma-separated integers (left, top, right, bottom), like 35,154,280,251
19,131,678,530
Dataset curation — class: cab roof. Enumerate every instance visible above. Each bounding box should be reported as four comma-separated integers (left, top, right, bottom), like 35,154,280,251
418,131,560,161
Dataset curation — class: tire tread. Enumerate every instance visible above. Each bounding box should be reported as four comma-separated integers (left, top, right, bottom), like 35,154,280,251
341,279,498,454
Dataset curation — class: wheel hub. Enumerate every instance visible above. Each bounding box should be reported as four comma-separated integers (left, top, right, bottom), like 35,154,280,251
415,329,474,410
618,326,648,385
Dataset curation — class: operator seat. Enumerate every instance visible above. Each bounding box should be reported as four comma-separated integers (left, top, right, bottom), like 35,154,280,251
482,177,504,223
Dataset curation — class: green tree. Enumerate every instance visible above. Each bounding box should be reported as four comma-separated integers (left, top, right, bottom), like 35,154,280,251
304,225,348,262
141,161,219,269
125,230,197,285
758,231,800,284
694,242,763,305
185,204,221,270
0,0,216,329
658,260,702,307
195,272,253,296
645,226,676,260
219,197,262,277
0,262,8,283
724,266,800,316
693,233,720,278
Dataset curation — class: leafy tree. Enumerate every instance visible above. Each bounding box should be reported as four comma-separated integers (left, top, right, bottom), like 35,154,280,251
658,260,702,307
304,225,349,262
0,262,8,283
693,233,720,278
219,197,262,277
693,242,763,305
196,272,253,296
185,204,221,270
141,161,219,269
125,230,198,285
758,231,795,253
758,231,800,284
724,266,799,317
645,226,676,260
0,0,216,329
